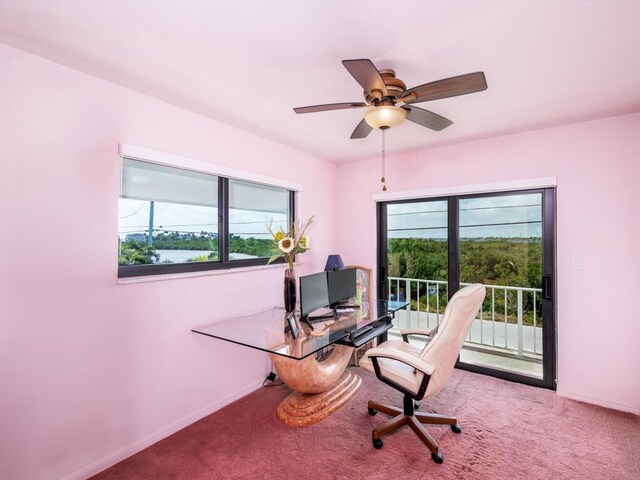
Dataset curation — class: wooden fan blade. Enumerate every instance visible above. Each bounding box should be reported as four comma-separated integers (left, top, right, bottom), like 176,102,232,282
342,59,388,97
350,118,373,139
403,72,487,104
294,102,367,114
402,105,453,131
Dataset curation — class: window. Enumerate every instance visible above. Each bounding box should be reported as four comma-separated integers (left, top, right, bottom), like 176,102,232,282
228,179,290,260
118,158,293,277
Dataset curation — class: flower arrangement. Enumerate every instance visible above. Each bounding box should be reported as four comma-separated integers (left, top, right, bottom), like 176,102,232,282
267,215,314,270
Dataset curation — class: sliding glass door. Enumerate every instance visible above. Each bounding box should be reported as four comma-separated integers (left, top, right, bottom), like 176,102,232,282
377,189,556,389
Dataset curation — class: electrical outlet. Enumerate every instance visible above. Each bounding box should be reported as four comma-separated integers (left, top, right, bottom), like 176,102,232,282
572,256,583,270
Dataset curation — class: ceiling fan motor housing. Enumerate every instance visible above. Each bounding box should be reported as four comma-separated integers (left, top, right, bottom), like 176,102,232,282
365,69,407,104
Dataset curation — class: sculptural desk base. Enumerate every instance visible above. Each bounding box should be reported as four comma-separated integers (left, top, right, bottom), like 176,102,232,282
269,344,361,427
276,371,361,427
191,302,408,428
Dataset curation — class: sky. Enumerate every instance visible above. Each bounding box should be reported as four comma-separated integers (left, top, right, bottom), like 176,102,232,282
118,199,288,241
119,192,542,245
387,193,542,239
119,158,290,242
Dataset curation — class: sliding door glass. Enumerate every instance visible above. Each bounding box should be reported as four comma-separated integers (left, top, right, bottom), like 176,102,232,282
386,200,448,341
458,193,544,379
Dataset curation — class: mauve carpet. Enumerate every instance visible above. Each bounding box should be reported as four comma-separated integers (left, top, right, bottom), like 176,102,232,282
92,368,640,480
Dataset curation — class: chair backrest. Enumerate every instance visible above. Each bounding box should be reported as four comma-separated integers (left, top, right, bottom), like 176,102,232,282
420,284,486,398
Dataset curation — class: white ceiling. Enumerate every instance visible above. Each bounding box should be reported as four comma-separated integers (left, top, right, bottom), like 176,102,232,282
1,0,640,163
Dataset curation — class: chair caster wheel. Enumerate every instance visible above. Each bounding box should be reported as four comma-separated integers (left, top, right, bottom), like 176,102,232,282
368,407,377,416
372,438,383,449
451,424,461,433
431,452,443,464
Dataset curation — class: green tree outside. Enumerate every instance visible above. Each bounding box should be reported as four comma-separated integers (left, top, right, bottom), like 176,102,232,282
388,237,542,325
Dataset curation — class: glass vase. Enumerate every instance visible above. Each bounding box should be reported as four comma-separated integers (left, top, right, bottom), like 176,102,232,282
284,268,296,313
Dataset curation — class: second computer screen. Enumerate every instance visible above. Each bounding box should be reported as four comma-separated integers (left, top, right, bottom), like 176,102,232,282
327,268,357,306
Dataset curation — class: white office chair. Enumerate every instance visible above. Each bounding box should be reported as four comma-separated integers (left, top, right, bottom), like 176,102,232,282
359,284,486,463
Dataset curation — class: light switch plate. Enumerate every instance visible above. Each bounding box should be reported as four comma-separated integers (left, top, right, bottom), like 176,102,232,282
572,256,583,270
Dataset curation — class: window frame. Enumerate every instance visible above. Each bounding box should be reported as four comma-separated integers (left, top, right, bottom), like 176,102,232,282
117,146,299,278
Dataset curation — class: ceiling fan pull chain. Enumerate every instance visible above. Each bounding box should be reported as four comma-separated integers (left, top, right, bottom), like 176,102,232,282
381,128,387,191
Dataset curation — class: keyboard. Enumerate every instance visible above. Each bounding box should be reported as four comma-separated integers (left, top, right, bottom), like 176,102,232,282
338,321,393,348
353,325,373,336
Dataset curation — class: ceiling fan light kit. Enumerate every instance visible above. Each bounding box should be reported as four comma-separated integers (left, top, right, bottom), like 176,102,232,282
293,59,487,190
364,105,407,129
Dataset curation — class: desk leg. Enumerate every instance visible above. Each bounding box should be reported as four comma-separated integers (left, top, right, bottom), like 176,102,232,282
378,314,393,343
269,345,361,427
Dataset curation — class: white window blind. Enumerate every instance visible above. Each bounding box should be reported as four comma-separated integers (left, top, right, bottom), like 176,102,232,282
121,158,218,207
229,178,289,214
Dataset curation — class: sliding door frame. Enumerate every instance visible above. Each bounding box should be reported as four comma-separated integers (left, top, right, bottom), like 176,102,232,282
377,187,557,390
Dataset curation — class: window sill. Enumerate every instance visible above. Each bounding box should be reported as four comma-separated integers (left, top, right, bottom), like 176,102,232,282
117,262,302,285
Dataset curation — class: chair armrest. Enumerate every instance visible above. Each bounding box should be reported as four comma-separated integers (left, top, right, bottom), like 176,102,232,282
400,328,435,343
366,347,435,376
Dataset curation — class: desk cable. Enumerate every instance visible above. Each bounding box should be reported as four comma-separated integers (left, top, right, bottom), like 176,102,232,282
262,368,283,387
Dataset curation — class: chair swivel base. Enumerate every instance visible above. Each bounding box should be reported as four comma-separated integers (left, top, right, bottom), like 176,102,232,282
367,398,461,463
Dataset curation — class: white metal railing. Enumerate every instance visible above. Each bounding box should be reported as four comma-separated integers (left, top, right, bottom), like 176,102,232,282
388,277,543,359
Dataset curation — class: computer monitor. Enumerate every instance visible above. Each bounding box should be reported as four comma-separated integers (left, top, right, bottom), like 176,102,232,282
327,268,357,307
299,271,329,318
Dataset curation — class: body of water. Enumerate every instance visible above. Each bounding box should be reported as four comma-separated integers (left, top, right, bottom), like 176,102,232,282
156,249,257,263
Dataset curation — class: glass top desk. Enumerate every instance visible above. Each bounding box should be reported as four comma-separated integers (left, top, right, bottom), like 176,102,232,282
191,300,408,360
192,300,408,427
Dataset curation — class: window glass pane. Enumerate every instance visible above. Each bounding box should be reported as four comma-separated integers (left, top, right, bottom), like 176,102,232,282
387,201,448,239
119,158,218,265
386,200,449,333
228,179,290,260
459,193,542,240
459,193,542,286
458,192,544,379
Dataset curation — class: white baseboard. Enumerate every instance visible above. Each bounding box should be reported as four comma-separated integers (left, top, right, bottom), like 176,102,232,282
63,380,265,480
557,388,639,415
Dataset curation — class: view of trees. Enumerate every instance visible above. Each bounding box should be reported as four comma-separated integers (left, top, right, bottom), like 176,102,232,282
389,237,541,288
117,233,273,265
388,237,542,325
117,231,542,325
120,232,541,291
229,235,273,257
117,241,160,265
117,231,218,251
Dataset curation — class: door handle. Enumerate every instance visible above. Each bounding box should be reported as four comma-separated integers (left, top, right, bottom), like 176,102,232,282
379,265,388,300
542,274,552,300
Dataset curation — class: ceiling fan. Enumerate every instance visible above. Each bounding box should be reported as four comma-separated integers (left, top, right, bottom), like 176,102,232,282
293,59,488,139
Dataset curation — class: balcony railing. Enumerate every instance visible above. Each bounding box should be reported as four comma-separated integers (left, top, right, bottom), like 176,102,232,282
388,277,543,360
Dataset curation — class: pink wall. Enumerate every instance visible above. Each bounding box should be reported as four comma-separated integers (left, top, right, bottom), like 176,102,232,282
2,41,639,480
337,112,640,414
0,44,338,480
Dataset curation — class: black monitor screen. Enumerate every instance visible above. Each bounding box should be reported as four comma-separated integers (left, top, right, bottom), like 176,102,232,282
299,272,329,318
327,268,357,306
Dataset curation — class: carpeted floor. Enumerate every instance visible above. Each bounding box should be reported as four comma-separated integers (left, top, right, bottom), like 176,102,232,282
93,368,640,480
